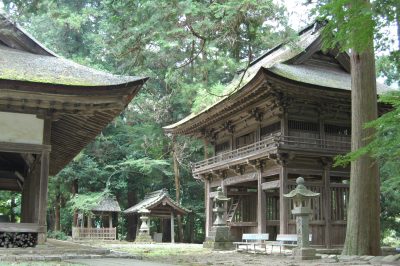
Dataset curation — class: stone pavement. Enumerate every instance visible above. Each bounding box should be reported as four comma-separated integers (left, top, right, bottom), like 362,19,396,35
67,258,175,266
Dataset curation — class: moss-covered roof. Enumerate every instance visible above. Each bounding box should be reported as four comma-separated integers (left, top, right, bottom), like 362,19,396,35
124,189,190,216
164,22,392,133
91,196,121,213
0,44,142,86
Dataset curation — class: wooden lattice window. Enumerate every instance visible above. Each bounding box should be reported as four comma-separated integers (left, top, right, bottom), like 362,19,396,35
260,122,280,138
324,124,351,136
235,132,255,148
215,141,230,154
288,120,319,132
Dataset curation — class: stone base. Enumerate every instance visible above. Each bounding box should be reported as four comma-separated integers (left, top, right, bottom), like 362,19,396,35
203,240,234,250
207,226,230,242
203,225,233,250
293,248,321,260
134,232,153,243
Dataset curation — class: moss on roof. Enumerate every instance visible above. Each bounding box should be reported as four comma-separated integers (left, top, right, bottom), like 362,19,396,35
0,44,142,86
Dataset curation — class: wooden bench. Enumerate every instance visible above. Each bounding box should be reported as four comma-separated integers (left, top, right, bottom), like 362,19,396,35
233,233,269,253
271,234,312,253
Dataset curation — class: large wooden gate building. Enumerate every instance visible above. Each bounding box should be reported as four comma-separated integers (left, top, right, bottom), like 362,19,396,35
0,15,147,245
164,23,390,247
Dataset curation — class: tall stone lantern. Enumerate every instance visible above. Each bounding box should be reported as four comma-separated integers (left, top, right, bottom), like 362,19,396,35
203,187,233,250
135,208,153,243
284,177,320,260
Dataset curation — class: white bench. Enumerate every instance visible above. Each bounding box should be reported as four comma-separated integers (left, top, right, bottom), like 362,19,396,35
233,233,269,253
271,234,312,253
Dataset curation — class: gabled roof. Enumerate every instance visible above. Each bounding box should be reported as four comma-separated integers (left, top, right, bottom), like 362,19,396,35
90,196,121,213
0,44,143,86
0,14,148,175
124,189,190,216
164,22,391,135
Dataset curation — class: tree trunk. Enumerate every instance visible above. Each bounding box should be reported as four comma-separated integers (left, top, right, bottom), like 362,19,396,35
127,178,138,241
10,193,16,223
55,184,61,231
342,2,380,254
172,137,184,242
71,179,79,227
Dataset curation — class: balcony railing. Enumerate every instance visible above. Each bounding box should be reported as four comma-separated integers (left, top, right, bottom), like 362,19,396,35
192,134,350,173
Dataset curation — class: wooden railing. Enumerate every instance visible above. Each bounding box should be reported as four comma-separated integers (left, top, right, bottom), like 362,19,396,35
192,134,350,172
194,135,277,169
72,227,116,240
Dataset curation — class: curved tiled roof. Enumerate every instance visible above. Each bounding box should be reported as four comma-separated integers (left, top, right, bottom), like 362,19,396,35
124,189,190,216
0,44,143,86
164,22,392,134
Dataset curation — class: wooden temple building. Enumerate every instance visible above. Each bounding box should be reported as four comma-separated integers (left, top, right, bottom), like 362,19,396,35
0,15,147,245
72,196,121,240
124,189,189,243
164,22,390,247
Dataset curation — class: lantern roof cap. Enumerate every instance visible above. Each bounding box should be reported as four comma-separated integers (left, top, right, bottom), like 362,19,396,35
284,177,320,199
215,187,230,202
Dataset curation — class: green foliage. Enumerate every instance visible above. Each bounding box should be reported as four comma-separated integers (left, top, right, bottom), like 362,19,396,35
68,191,108,214
335,91,400,237
316,0,376,53
47,230,68,240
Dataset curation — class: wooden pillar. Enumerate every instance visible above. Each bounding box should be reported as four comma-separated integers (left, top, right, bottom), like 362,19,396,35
21,173,32,223
279,163,288,234
109,214,113,228
88,215,92,229
221,178,227,222
323,160,332,248
37,119,51,245
257,167,266,234
170,212,175,243
280,109,288,136
205,178,212,237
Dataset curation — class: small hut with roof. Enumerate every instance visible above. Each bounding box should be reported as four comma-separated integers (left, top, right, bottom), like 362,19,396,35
72,195,121,240
124,189,189,243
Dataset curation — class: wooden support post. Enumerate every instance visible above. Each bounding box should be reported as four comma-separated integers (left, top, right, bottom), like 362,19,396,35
109,214,113,228
279,164,288,234
323,160,332,248
221,179,227,222
37,119,51,245
257,168,266,234
205,178,213,237
21,174,31,223
88,215,92,229
170,212,175,244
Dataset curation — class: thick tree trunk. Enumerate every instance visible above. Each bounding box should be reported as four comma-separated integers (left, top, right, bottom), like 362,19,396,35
172,138,184,242
342,8,381,254
55,186,61,231
10,193,16,223
71,179,79,227
127,179,138,241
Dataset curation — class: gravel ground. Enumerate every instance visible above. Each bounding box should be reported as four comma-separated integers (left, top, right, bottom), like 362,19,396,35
82,242,400,266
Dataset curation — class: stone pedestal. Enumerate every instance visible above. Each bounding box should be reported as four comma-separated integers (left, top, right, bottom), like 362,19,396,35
293,248,320,260
203,226,233,250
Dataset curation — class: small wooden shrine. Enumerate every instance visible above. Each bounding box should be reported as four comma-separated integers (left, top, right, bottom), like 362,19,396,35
72,196,121,240
164,22,391,247
124,189,189,243
0,14,147,246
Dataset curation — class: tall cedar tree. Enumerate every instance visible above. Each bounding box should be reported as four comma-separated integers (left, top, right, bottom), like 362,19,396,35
319,0,381,255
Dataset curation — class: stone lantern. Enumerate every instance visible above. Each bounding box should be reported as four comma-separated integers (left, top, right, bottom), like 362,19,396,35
203,187,233,250
135,208,153,243
284,177,320,260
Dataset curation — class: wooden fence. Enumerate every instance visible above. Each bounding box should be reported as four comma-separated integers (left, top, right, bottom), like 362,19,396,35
72,227,116,240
